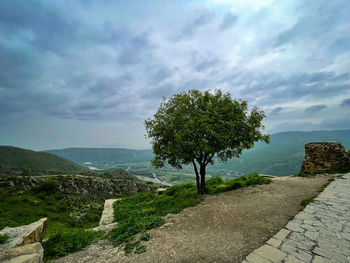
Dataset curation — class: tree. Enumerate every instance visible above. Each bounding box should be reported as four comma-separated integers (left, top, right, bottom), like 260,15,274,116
145,89,269,195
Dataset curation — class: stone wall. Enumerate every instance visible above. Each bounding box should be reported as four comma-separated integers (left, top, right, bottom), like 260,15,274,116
0,174,155,198
301,142,350,174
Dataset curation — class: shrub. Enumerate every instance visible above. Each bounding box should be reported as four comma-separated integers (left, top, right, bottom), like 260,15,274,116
0,234,9,244
36,179,59,193
205,173,271,194
43,229,103,260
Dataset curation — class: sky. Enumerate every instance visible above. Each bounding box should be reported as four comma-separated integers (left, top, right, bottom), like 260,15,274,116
0,0,350,150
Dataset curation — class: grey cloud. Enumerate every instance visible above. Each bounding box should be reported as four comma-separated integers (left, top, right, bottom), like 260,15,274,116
180,11,213,38
223,71,350,105
305,105,327,113
340,98,350,107
220,13,238,31
270,107,283,114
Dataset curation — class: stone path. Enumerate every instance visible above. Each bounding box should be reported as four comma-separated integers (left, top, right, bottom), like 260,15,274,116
99,199,118,226
243,173,350,263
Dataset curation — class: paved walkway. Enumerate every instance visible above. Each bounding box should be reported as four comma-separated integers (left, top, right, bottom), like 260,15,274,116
243,173,350,263
99,199,119,226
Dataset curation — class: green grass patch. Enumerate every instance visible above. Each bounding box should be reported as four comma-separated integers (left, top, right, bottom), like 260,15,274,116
300,196,316,206
0,233,9,244
293,172,316,178
110,183,199,252
320,178,335,192
0,188,103,237
205,173,272,195
42,229,104,261
110,173,271,254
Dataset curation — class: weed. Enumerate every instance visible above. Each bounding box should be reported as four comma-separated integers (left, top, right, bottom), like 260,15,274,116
293,172,315,178
140,232,150,241
300,196,316,206
320,178,335,192
0,233,9,244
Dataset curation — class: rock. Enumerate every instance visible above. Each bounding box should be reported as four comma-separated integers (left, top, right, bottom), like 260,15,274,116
0,243,43,263
0,218,47,250
301,142,350,174
8,253,42,263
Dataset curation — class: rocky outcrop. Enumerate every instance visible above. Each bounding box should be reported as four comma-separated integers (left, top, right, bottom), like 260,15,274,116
0,175,155,198
0,243,43,263
301,142,350,174
0,218,47,250
0,218,47,263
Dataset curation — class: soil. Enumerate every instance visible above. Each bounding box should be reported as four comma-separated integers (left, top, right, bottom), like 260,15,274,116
55,175,332,263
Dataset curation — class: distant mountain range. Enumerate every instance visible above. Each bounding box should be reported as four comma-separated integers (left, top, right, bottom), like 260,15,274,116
45,130,350,177
0,146,86,174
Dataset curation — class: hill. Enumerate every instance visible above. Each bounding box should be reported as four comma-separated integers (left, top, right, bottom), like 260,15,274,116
45,147,153,166
219,130,350,176
0,146,87,174
44,130,350,178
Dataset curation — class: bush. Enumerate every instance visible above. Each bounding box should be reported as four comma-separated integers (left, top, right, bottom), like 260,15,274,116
36,179,59,193
0,233,9,244
205,173,271,194
43,229,103,260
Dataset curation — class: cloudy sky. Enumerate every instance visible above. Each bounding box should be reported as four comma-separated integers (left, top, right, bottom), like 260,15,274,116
1,0,350,150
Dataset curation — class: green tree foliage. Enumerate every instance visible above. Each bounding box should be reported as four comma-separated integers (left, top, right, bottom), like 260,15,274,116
145,89,269,195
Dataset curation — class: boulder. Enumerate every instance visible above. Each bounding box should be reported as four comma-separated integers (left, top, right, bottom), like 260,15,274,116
8,253,42,263
0,218,47,250
0,243,43,263
301,142,350,174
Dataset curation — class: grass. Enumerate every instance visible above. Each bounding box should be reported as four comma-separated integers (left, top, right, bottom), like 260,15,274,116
293,172,315,178
205,173,272,194
0,233,9,244
110,173,271,254
320,178,335,192
300,196,316,206
42,229,104,261
0,179,104,238
110,183,200,253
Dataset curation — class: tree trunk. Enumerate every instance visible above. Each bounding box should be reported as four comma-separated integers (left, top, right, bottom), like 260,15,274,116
192,160,200,195
200,164,206,195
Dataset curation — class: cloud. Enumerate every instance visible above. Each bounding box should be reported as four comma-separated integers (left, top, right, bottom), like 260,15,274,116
270,107,283,114
340,98,350,107
220,12,238,31
180,11,214,38
305,105,327,113
1,0,350,149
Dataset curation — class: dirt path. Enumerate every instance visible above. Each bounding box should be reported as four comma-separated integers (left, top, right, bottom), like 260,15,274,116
55,175,332,263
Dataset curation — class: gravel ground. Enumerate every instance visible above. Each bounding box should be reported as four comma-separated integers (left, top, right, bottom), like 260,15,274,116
55,175,332,263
